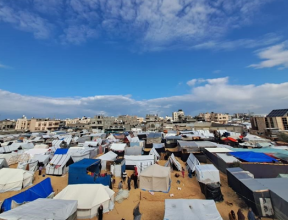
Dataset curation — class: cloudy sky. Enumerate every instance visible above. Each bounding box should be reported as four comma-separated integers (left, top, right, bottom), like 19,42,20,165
0,0,287,119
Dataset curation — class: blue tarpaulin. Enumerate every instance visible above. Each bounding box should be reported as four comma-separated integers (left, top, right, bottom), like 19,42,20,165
1,178,53,212
230,152,278,162
54,148,69,155
68,158,111,186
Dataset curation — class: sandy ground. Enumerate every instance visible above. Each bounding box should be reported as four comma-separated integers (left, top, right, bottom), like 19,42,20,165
0,158,270,220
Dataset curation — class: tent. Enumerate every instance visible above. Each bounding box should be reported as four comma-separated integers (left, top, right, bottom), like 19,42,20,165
195,164,220,183
0,168,33,192
24,148,49,157
1,178,54,212
149,147,160,160
67,147,91,162
110,143,126,151
97,151,118,170
124,155,154,172
54,184,115,219
68,159,110,186
83,141,99,148
110,158,125,177
17,159,38,172
34,144,49,149
140,164,171,192
146,133,162,144
32,154,50,166
0,153,20,165
0,198,77,220
164,199,222,220
0,158,8,169
46,154,74,176
230,152,278,163
165,153,182,171
54,148,69,155
186,153,200,172
125,146,143,155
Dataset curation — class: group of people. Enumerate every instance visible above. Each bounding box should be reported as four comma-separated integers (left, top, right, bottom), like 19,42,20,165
229,208,261,220
116,169,139,191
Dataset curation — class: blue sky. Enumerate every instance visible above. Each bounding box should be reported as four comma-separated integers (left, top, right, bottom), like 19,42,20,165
0,0,288,119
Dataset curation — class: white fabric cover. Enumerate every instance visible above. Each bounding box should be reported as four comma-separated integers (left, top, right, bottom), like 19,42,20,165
24,148,48,157
164,199,222,220
205,148,232,153
187,153,200,172
68,147,91,162
0,198,78,220
124,155,154,173
46,154,71,175
54,184,115,219
140,164,171,192
149,147,160,159
17,159,38,172
34,144,49,149
97,151,117,170
216,153,240,163
153,143,165,149
32,154,50,166
0,168,33,192
110,143,126,151
83,141,98,147
195,164,220,183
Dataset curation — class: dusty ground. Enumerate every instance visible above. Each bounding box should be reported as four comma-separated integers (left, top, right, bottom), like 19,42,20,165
0,158,270,220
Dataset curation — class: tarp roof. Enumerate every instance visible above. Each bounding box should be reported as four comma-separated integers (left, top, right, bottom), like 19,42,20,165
164,199,222,220
69,158,100,169
205,148,232,153
110,143,126,151
54,148,69,155
216,153,240,163
0,198,77,220
230,152,278,162
97,151,118,161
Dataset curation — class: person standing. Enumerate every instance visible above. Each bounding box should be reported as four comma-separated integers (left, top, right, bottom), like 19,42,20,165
98,204,103,220
133,173,138,189
38,165,43,176
127,176,131,191
122,171,127,183
248,208,256,220
181,167,185,178
118,181,123,190
237,209,245,220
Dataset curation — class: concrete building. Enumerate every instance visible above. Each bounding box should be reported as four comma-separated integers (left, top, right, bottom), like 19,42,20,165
172,109,185,122
0,120,16,130
250,115,267,134
65,117,90,126
15,117,61,132
197,112,229,124
266,109,288,131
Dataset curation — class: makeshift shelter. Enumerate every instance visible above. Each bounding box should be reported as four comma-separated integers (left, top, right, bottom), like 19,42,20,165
97,151,118,170
32,154,50,167
46,154,74,176
68,159,110,186
110,143,126,156
0,198,78,220
140,164,171,192
83,141,99,148
68,147,91,162
0,153,20,165
124,155,154,172
230,152,278,162
0,158,8,169
1,178,54,212
165,153,182,171
186,153,200,172
164,199,222,220
125,146,142,155
54,148,69,155
17,159,38,172
54,184,115,219
0,168,33,192
195,164,220,183
24,148,49,157
110,158,125,177
34,144,49,149
149,147,160,160
146,133,162,145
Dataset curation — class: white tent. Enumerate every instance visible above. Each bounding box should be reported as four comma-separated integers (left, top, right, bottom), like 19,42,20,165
0,152,22,165
124,146,142,155
110,143,126,151
140,164,171,192
34,144,49,149
17,159,39,172
187,153,200,172
0,198,78,220
164,199,222,220
195,164,220,184
24,148,49,157
149,147,160,160
83,141,99,148
0,168,33,192
165,153,182,171
0,158,8,169
10,142,34,150
97,151,118,170
33,154,50,166
54,184,115,219
124,155,155,173
68,147,91,162
46,154,73,176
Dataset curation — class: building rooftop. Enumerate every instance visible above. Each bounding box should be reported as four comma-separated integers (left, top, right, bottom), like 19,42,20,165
267,109,288,117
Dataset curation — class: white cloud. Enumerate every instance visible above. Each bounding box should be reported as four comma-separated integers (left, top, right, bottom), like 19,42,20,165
1,77,288,118
186,77,228,86
187,79,197,86
213,70,221,74
249,41,288,69
0,0,273,49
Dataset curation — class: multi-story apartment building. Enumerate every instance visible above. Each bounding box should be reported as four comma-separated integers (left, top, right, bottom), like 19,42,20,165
197,112,229,124
0,119,16,130
65,116,90,126
172,109,185,121
15,117,61,132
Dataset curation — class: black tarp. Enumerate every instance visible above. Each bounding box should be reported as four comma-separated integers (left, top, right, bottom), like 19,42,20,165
199,182,224,202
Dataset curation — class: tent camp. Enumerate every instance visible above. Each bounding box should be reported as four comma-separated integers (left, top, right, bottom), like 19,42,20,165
97,151,118,170
1,178,54,212
125,155,154,172
0,198,78,220
46,154,74,176
68,159,110,186
54,184,115,219
0,158,8,169
0,168,33,192
140,164,171,192
164,199,222,220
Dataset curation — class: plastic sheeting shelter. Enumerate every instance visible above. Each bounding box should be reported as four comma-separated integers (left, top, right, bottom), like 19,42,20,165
54,148,69,155
32,154,50,166
54,184,115,219
68,159,110,186
0,199,78,220
164,199,222,220
0,158,8,169
97,151,118,170
140,164,171,192
0,168,33,192
1,178,54,212
46,154,74,176
125,146,142,155
124,155,154,172
230,152,278,162
186,153,200,172
195,164,220,183
17,159,38,172
165,153,182,171
146,133,162,144
111,158,125,177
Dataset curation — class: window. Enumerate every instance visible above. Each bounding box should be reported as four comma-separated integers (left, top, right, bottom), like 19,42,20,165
269,118,274,128
282,118,288,130
265,118,269,128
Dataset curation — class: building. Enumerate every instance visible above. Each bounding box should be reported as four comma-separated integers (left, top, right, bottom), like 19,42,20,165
250,115,267,135
172,109,185,122
197,112,230,124
65,117,90,126
0,119,16,130
15,117,61,132
137,117,144,123
266,109,288,131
